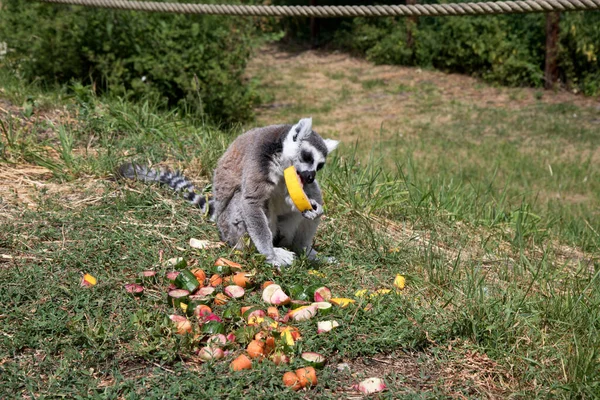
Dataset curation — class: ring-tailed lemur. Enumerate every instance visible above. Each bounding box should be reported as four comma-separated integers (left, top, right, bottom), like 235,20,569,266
119,118,339,267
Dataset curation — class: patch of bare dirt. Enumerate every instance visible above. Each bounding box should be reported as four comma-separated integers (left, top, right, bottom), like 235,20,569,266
335,344,519,398
247,45,600,143
0,97,77,142
0,163,111,213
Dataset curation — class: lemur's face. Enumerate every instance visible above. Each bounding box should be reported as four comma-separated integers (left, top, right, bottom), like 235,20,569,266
294,134,339,185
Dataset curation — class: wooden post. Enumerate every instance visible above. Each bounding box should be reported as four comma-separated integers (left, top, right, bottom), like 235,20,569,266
406,0,417,50
544,12,560,90
310,0,319,47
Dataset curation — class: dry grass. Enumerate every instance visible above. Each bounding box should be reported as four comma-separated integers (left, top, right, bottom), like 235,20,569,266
337,341,520,399
247,45,600,144
0,163,110,213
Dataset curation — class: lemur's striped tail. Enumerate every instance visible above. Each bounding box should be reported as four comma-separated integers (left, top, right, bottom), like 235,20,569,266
118,163,215,218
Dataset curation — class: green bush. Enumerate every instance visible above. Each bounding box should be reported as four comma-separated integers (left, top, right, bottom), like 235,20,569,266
275,0,600,94
0,0,260,124
337,14,547,88
560,12,600,95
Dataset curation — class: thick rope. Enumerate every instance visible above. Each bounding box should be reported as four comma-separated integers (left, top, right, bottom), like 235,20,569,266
34,0,600,17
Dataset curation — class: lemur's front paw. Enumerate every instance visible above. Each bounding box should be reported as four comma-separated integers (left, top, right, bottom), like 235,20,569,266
285,196,297,212
267,247,295,267
302,200,323,220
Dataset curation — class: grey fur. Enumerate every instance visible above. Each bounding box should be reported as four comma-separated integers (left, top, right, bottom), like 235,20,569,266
117,163,214,216
119,118,339,267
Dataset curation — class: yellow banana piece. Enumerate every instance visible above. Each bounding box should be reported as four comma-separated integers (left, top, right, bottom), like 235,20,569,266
284,166,313,212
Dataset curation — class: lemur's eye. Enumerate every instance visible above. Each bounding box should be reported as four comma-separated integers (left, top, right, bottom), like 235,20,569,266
301,151,314,164
317,162,324,171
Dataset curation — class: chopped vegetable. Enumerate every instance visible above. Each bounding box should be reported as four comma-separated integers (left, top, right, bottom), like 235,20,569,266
241,305,259,317
394,274,406,290
198,346,225,361
354,377,387,394
140,270,157,283
264,336,275,355
267,306,280,319
313,286,332,302
290,300,311,310
197,287,215,297
261,281,275,290
124,283,144,297
280,329,295,347
289,284,309,301
283,371,302,391
271,351,290,365
230,354,252,371
190,268,206,285
202,321,225,334
261,284,282,304
311,301,332,315
288,305,318,321
213,293,229,305
209,274,223,287
246,309,266,324
301,352,326,369
189,238,223,250
295,367,318,388
270,288,291,305
232,272,253,288
165,257,186,269
224,285,245,299
81,273,97,287
246,340,265,359
168,289,190,308
188,294,212,310
330,298,356,307
207,334,227,347
174,270,200,293
317,320,340,334
202,313,223,323
165,271,180,282
214,257,243,271
211,264,231,276
169,315,192,334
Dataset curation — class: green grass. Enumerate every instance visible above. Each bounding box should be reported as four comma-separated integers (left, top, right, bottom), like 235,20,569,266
361,78,387,90
1,64,600,398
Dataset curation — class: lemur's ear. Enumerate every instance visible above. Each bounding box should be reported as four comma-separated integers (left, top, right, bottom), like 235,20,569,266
324,139,339,153
292,117,312,142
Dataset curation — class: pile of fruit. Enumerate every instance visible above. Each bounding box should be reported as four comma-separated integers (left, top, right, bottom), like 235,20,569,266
98,250,405,394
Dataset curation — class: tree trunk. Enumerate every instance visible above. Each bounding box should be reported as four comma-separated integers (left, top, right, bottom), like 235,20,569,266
544,12,560,90
310,0,319,47
406,0,417,50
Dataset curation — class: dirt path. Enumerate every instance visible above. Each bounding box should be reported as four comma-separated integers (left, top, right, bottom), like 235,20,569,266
247,44,600,144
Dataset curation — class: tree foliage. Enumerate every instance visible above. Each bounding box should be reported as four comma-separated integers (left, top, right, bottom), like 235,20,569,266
0,0,261,123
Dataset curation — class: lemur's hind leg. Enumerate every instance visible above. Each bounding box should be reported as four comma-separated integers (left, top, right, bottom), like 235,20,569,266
293,217,320,259
216,192,247,249
275,213,320,260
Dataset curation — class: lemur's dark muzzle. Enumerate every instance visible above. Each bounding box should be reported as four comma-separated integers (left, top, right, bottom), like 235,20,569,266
299,170,316,184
